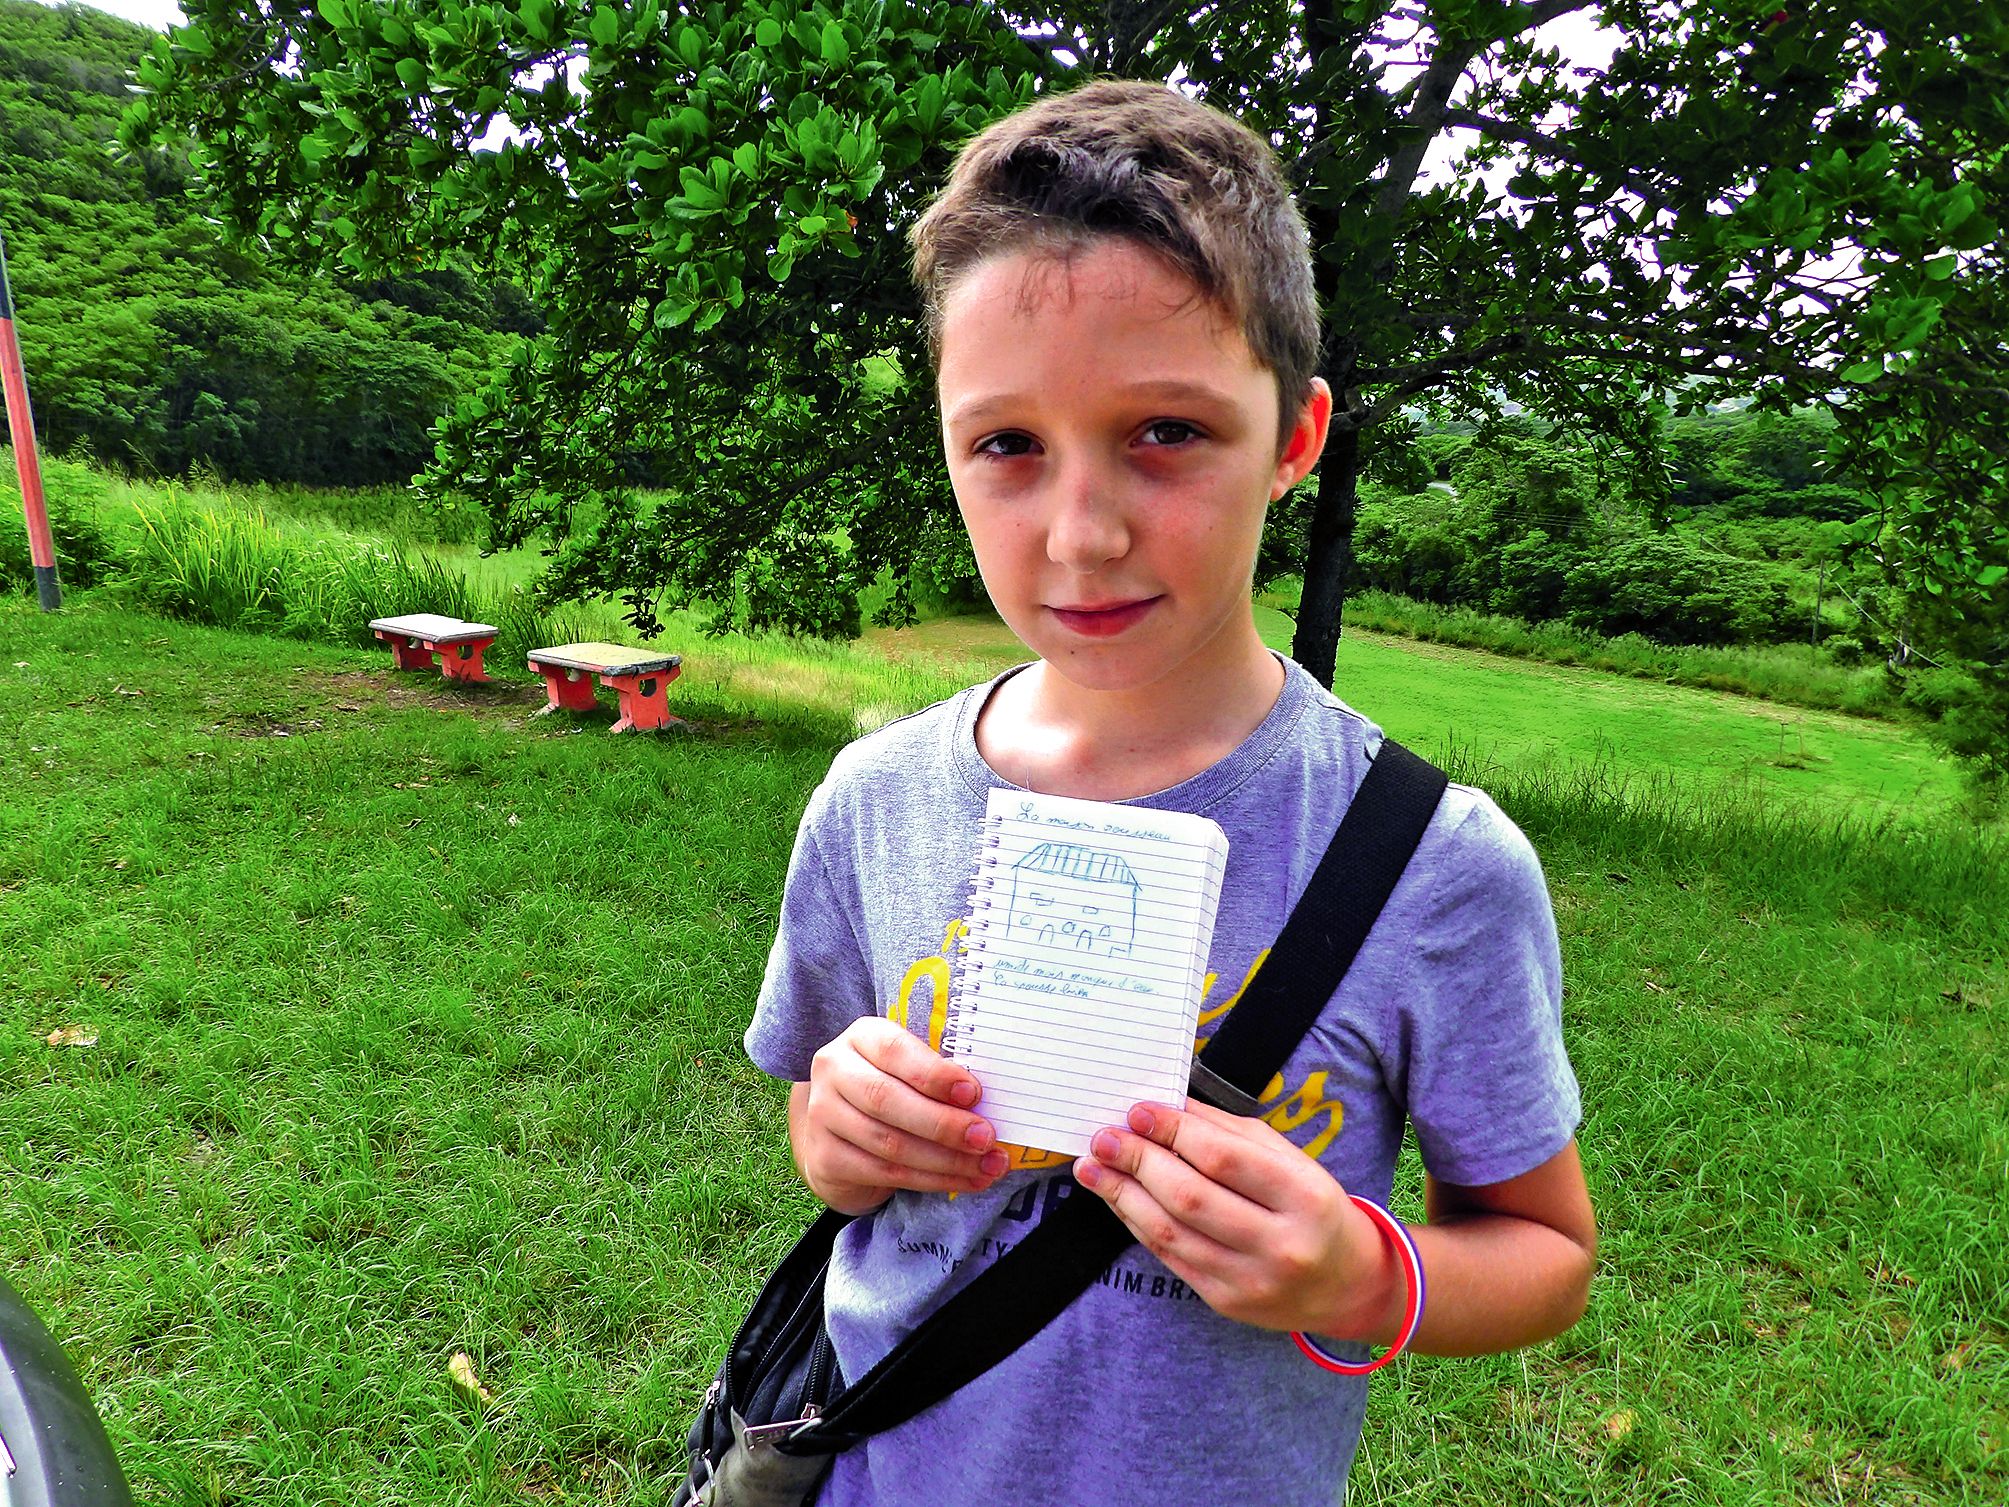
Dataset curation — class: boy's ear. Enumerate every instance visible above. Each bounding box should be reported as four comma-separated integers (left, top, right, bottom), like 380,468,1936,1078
1270,378,1334,501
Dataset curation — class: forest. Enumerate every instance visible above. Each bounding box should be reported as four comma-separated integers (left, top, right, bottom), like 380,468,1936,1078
0,0,531,485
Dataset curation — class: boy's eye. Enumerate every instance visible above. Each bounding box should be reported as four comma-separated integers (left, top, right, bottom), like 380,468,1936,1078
1140,420,1202,447
975,431,1037,459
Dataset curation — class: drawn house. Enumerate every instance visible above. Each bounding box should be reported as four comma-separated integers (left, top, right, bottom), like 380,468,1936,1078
1007,843,1141,957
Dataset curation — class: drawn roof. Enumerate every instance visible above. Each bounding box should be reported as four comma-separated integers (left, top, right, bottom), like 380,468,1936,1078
1011,842,1141,890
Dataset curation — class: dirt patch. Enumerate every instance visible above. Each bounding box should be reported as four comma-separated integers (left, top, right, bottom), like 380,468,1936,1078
303,668,549,719
215,715,327,739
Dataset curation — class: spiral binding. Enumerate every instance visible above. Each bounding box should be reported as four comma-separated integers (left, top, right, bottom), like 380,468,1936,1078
942,815,1006,1055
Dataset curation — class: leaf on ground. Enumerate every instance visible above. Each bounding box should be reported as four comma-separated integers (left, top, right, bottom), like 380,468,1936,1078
46,1025,99,1048
448,1351,495,1404
1603,1408,1636,1442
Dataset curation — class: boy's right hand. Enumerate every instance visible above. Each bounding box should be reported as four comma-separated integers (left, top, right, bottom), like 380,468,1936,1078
791,1017,1010,1214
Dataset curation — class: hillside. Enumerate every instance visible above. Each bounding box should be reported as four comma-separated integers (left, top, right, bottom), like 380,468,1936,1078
0,0,530,484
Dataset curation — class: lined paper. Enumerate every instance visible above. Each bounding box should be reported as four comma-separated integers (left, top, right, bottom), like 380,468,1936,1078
945,788,1230,1156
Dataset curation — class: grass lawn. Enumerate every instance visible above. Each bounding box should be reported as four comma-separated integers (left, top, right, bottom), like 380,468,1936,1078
2,596,2004,1505
871,607,1975,821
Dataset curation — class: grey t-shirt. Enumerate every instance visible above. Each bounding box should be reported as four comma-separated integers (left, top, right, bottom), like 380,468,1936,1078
745,660,1580,1505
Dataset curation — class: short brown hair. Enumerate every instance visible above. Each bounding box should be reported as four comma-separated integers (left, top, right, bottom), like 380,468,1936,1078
910,79,1319,447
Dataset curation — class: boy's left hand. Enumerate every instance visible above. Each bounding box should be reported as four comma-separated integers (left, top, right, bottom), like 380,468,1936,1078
1074,1098,1402,1342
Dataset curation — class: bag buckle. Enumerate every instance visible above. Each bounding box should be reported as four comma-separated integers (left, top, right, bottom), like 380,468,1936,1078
740,1403,821,1451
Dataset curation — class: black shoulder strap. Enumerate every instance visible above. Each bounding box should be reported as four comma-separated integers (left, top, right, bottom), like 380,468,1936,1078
1188,738,1450,1107
793,740,1449,1452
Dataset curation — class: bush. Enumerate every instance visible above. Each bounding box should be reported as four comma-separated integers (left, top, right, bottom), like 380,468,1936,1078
0,453,119,592
118,490,582,666
1559,535,1794,645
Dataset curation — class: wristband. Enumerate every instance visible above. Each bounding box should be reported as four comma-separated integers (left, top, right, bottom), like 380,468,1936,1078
1291,1195,1425,1377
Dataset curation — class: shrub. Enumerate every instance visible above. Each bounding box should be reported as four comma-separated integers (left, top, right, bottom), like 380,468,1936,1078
0,453,119,592
119,490,581,667
1559,535,1794,645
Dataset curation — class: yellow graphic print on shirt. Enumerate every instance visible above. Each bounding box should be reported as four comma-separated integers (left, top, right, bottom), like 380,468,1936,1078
890,923,1342,1169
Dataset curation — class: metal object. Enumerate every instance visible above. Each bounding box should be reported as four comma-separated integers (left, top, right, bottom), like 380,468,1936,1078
0,228,60,611
0,1274,133,1505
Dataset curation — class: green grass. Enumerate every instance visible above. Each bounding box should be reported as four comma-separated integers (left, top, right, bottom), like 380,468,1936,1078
1263,582,1903,723
869,609,1978,823
2,596,2003,1505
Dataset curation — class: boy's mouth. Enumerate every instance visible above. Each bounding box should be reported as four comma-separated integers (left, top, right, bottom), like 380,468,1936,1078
1048,597,1161,637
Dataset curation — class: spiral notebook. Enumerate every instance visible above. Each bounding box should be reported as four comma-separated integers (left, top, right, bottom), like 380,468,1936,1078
945,787,1231,1157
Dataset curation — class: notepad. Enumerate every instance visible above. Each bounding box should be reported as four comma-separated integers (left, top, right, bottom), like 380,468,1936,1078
943,788,1231,1157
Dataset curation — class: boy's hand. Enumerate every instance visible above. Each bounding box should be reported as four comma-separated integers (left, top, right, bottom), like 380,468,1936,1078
793,1018,1011,1215
1073,1099,1405,1342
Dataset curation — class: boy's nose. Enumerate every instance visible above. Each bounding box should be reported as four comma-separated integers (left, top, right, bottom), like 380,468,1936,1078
1045,464,1130,572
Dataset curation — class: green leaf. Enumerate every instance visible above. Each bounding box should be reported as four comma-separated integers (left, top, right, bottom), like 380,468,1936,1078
679,164,722,208
316,0,352,27
394,58,427,90
755,17,783,48
520,0,555,42
589,6,620,47
768,249,794,283
1976,564,2007,589
821,20,850,66
733,142,759,178
1840,359,1882,384
653,296,696,328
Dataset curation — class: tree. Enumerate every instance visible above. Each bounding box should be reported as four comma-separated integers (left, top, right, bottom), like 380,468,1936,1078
128,0,2009,691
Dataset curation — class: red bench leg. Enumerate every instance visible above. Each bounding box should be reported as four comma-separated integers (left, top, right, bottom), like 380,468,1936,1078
532,664,601,715
602,665,683,733
378,631,438,672
437,636,495,684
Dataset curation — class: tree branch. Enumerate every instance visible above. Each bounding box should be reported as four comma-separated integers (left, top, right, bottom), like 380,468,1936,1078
1371,28,1479,223
1506,0,1599,31
1439,107,1675,215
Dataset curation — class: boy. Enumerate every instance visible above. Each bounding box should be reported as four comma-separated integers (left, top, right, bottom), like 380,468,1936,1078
746,80,1595,1503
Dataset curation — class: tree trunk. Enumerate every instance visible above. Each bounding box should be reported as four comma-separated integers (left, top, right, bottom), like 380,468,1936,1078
1292,421,1361,688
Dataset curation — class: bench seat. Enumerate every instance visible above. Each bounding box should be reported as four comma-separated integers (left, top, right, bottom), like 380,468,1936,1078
526,641,684,733
370,613,500,683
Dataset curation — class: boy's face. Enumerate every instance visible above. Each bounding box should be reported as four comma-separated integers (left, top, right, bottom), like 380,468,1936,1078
937,238,1329,698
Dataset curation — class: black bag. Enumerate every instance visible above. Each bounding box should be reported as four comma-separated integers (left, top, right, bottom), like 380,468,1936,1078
673,742,1449,1506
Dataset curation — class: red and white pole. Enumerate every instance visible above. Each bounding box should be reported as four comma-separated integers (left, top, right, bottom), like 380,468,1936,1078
0,228,60,611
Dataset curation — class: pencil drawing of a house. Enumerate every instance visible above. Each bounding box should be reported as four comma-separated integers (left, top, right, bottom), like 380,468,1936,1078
1007,843,1141,958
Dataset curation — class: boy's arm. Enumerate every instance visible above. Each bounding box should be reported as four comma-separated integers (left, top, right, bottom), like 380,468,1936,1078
1075,1101,1593,1355
1405,1141,1595,1354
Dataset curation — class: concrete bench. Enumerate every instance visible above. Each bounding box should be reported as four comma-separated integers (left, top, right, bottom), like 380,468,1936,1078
370,613,500,684
527,642,684,733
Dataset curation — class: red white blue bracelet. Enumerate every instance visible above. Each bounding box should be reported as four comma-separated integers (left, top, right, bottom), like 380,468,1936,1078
1291,1195,1425,1376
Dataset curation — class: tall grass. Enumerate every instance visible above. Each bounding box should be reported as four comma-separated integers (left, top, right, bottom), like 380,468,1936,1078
1265,585,1902,721
1444,741,2008,936
120,492,591,667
